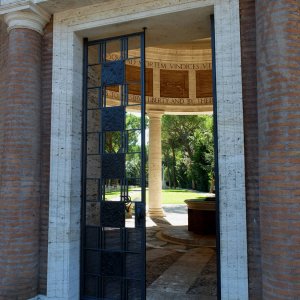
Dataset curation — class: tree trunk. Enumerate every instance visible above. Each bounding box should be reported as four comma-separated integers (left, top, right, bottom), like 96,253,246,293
192,179,196,190
171,144,177,188
167,166,172,188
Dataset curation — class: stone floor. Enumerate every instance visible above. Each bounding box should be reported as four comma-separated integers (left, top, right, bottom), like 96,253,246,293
146,205,217,300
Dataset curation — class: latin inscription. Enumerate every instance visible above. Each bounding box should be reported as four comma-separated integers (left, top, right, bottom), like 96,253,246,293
107,54,212,70
106,90,212,106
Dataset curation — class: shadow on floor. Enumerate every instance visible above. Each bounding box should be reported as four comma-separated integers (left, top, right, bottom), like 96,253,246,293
146,205,217,299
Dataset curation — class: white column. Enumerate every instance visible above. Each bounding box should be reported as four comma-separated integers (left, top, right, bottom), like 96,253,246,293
148,111,165,217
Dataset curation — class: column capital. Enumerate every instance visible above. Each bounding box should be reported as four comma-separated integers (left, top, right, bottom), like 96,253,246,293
147,110,164,119
3,4,50,35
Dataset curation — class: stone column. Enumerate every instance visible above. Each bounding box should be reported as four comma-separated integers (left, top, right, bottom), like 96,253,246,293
0,9,49,299
256,1,300,299
148,111,165,216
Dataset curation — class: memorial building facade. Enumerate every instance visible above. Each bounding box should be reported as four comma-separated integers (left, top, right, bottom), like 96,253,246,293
0,0,299,299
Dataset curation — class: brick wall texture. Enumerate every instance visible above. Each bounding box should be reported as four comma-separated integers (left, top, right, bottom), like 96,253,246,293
39,18,53,295
0,22,8,161
256,0,300,299
239,0,262,299
0,27,42,299
0,18,53,298
0,20,10,297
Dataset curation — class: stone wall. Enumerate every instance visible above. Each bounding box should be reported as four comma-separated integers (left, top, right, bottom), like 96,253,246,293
239,0,262,299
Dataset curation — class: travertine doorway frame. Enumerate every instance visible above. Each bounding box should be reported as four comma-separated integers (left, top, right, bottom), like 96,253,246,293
48,1,248,299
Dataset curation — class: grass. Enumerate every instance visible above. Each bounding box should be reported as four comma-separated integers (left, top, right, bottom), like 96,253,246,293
105,188,207,204
160,189,206,204
105,190,121,200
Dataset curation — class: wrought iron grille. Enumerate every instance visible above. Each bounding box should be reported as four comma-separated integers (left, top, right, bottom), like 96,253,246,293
81,31,146,300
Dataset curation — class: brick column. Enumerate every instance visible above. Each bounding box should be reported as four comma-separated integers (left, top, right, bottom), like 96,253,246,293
239,0,262,298
0,10,49,299
256,1,300,298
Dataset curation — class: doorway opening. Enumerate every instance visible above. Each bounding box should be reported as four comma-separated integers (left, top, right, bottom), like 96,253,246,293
144,36,217,299
81,28,218,298
146,114,217,299
48,1,248,299
82,23,218,300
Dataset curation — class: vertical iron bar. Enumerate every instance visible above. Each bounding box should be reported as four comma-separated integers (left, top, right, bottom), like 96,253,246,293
141,31,146,205
121,39,125,107
99,42,104,63
100,274,104,299
96,274,100,299
103,42,107,108
103,41,106,62
80,37,89,299
140,29,146,300
100,43,105,109
124,84,128,107
124,38,128,203
210,14,221,300
99,88,103,109
99,179,103,202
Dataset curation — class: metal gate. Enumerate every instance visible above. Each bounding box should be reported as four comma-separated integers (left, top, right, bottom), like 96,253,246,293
81,31,146,300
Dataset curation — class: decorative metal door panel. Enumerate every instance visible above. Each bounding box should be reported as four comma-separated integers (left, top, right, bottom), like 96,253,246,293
82,32,146,300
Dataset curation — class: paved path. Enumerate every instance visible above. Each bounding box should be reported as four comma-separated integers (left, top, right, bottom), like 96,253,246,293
146,205,217,299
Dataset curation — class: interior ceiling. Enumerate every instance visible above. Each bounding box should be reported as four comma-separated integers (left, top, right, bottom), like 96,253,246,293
80,6,213,50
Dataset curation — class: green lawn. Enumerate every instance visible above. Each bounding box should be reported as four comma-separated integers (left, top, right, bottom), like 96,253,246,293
159,189,206,204
105,188,207,204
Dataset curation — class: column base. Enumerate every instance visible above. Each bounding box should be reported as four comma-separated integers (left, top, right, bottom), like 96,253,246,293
147,207,166,217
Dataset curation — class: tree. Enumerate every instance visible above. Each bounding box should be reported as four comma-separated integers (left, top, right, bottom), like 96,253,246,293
161,115,214,192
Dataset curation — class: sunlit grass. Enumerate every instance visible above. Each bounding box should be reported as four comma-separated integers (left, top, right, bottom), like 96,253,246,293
160,189,206,204
105,188,207,204
105,190,120,200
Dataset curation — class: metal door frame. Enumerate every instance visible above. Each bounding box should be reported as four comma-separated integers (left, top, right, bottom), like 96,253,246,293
81,30,146,300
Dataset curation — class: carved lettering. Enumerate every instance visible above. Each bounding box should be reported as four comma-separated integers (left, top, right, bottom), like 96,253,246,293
106,90,212,106
105,54,211,70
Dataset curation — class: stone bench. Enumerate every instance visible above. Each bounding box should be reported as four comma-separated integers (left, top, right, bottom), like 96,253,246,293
184,198,216,235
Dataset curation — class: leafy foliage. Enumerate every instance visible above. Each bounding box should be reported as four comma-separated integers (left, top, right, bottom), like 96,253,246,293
161,115,214,192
